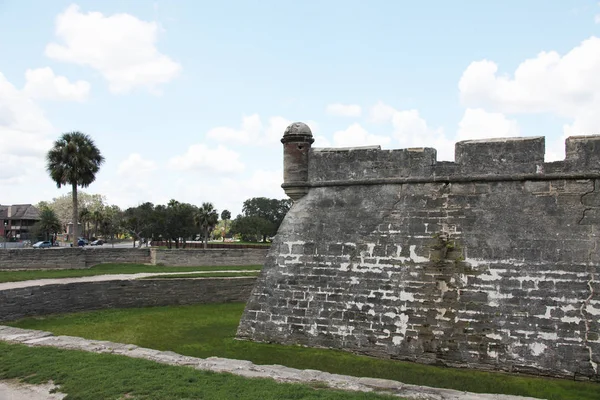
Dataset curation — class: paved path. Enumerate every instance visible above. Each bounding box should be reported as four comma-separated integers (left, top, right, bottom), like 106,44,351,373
0,326,541,400
0,270,256,291
0,380,65,400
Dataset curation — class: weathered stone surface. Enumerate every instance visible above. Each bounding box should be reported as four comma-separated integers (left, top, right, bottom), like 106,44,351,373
238,129,600,381
0,326,541,400
0,248,151,270
309,147,436,182
0,277,256,322
0,248,268,270
152,248,268,267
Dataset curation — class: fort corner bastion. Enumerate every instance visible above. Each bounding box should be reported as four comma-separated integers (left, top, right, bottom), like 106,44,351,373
237,122,600,381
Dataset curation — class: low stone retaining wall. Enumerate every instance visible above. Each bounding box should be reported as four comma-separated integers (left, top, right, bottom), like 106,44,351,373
152,248,269,267
0,248,268,270
0,277,256,322
0,248,87,270
151,241,270,249
84,248,151,267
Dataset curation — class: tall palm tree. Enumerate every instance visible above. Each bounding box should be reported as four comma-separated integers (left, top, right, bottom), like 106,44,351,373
46,132,105,247
195,202,218,249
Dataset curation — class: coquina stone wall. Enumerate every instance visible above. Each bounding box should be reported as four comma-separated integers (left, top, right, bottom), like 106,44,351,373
237,123,600,381
0,248,88,270
0,248,268,270
0,277,256,322
152,248,269,267
0,248,152,270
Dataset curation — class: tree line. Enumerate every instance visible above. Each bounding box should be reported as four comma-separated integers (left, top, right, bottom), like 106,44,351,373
33,195,291,247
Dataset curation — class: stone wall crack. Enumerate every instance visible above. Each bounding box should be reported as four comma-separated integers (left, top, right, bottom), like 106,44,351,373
578,179,596,225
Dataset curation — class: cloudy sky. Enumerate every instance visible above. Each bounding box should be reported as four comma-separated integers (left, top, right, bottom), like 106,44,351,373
2,1,600,215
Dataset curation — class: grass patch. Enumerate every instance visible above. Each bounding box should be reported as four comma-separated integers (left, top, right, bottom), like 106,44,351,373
140,272,260,279
0,342,397,400
0,263,262,283
8,303,599,400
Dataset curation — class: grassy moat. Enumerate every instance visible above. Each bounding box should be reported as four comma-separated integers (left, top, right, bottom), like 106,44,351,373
5,302,599,400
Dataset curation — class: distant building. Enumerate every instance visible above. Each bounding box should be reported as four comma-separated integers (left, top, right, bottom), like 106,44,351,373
0,204,41,241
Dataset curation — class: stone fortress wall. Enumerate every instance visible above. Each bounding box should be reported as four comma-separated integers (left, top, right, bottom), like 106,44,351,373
237,122,600,381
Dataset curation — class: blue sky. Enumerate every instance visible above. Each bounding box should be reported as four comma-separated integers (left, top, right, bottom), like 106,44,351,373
1,1,600,215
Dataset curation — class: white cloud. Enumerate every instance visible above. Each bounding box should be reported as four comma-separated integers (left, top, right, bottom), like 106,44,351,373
390,109,454,160
0,71,58,203
205,126,248,143
326,103,362,117
158,169,285,217
369,101,396,123
212,169,285,216
45,4,181,94
459,37,600,117
168,144,245,173
459,36,600,159
206,114,263,144
313,135,331,147
265,116,292,143
332,123,391,148
22,67,90,101
369,103,520,161
117,153,157,177
207,114,293,145
595,14,600,24
0,72,54,164
457,108,521,141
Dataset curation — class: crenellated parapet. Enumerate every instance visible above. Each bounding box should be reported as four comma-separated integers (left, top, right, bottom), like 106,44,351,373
281,123,600,198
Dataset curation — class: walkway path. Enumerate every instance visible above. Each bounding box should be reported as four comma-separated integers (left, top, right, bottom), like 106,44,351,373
0,326,540,400
0,270,256,291
0,380,65,400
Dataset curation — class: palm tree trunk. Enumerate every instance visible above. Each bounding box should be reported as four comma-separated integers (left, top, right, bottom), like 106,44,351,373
203,227,208,249
72,184,78,247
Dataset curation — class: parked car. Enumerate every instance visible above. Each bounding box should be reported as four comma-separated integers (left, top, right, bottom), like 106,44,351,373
90,239,104,246
32,241,52,248
77,238,89,245
77,239,86,247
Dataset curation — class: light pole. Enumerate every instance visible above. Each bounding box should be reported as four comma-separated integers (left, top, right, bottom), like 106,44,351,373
3,221,7,250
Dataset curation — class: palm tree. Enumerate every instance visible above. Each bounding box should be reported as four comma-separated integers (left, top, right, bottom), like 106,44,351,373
79,207,91,239
195,202,218,249
46,132,105,247
36,207,62,242
220,210,231,242
92,208,104,238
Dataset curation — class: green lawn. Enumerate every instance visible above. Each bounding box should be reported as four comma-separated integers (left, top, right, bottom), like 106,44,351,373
7,303,599,400
0,263,262,283
0,342,397,400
